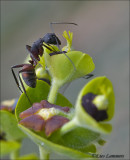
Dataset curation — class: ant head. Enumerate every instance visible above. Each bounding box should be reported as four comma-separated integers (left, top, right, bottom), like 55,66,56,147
42,33,61,45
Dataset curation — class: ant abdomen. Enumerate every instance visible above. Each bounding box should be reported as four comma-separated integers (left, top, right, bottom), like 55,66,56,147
21,64,37,88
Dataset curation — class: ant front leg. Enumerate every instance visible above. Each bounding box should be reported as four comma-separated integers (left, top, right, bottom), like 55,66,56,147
42,43,54,52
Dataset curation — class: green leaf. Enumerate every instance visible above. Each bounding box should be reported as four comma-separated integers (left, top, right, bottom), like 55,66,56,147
97,139,106,146
57,127,99,154
15,80,72,121
15,79,102,158
18,154,38,160
44,51,95,88
18,124,93,159
0,110,26,140
0,140,21,156
80,144,97,153
75,76,115,134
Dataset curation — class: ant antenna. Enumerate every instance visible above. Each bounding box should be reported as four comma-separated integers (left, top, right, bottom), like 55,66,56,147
50,22,78,31
50,22,77,50
50,22,78,71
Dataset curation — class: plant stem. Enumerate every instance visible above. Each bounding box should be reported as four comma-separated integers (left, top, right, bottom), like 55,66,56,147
10,149,20,160
39,146,50,160
60,118,77,135
48,80,59,104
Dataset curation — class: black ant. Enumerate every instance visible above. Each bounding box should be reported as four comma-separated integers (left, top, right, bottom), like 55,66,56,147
26,33,61,65
11,42,60,105
26,22,77,66
11,22,77,105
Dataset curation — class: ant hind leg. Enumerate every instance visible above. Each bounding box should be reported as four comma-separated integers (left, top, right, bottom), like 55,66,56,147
11,65,24,93
18,72,32,106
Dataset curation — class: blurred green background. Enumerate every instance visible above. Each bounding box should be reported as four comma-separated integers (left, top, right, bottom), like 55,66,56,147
1,1,129,159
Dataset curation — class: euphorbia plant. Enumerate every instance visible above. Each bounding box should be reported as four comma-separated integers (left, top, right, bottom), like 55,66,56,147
0,99,38,160
0,30,115,159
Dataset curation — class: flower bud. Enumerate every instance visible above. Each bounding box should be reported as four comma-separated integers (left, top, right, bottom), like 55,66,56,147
0,99,18,113
75,77,115,134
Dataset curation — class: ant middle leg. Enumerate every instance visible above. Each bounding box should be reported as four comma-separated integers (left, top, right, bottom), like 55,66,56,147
43,41,76,70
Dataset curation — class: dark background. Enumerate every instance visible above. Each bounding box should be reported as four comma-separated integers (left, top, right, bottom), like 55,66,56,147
1,1,129,159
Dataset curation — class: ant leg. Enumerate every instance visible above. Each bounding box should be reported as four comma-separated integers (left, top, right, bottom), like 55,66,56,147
50,22,77,71
83,74,94,79
11,68,23,93
11,65,25,93
26,44,50,68
44,43,76,70
18,72,32,106
42,43,53,51
47,44,57,52
37,78,51,85
49,22,77,50
62,51,76,71
50,22,77,50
